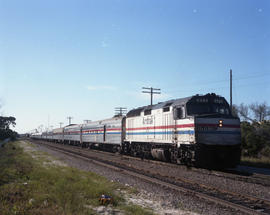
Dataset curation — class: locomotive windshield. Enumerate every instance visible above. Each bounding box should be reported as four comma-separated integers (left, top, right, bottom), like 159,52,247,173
186,96,231,116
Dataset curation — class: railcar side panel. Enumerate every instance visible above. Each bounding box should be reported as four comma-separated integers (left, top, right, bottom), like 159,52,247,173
52,128,64,142
82,124,104,143
82,116,122,145
64,125,81,142
125,108,195,145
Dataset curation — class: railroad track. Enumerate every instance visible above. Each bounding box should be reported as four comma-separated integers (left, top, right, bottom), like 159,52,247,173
117,152,270,188
41,140,270,187
119,152,270,188
30,140,270,215
27,138,270,187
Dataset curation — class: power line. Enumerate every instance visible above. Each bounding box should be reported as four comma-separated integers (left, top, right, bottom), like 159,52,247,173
115,107,127,116
166,72,270,93
142,87,161,106
165,80,269,95
234,72,270,80
84,120,92,124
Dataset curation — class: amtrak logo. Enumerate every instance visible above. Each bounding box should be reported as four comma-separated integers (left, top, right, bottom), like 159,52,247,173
143,116,153,124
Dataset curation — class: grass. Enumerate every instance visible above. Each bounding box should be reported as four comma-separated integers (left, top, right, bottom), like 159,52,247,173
120,204,155,215
241,156,270,169
0,141,155,215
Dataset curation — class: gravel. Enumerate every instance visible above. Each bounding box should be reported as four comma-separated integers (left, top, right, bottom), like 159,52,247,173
24,140,249,215
123,157,270,201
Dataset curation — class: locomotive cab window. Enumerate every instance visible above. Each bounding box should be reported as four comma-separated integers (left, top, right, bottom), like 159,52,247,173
173,106,185,119
186,97,231,116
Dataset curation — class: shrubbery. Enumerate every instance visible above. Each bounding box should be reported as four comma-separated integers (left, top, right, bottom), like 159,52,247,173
0,116,18,141
241,121,270,157
233,100,270,159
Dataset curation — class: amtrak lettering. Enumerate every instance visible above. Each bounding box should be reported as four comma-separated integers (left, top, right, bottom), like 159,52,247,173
143,116,153,124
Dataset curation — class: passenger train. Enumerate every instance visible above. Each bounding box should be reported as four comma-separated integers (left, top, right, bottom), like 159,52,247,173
31,93,241,169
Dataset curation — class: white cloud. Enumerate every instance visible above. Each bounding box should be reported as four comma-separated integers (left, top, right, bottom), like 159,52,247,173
101,41,109,48
86,85,116,91
101,36,109,48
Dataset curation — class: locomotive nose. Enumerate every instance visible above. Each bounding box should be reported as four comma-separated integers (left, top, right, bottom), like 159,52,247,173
194,117,241,168
195,118,241,146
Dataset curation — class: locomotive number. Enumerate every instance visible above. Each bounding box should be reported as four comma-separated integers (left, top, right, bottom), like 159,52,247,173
197,126,217,131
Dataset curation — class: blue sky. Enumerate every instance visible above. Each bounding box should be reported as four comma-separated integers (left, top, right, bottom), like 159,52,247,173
0,0,269,133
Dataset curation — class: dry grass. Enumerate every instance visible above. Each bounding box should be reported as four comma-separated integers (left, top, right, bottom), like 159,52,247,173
0,141,154,215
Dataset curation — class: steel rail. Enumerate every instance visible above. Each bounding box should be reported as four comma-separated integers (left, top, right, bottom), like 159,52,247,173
43,140,270,187
31,140,269,215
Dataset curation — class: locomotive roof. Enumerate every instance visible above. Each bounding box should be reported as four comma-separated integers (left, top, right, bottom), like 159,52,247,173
126,93,224,118
126,95,193,117
81,115,123,128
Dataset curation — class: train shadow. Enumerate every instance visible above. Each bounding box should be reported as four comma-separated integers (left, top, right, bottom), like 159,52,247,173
221,167,253,176
228,165,270,176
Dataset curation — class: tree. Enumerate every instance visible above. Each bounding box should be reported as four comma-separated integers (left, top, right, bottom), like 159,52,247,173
236,102,270,123
0,116,16,129
0,101,18,141
0,116,17,141
231,104,239,117
249,102,270,122
236,102,270,157
237,103,254,122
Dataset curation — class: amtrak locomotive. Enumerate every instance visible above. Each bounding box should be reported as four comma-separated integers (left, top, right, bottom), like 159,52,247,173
31,93,241,169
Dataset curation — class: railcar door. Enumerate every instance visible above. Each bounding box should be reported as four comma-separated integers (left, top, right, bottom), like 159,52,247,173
163,113,173,142
128,118,134,139
162,114,168,141
103,125,106,143
146,116,155,139
173,106,184,143
80,127,82,145
121,117,126,144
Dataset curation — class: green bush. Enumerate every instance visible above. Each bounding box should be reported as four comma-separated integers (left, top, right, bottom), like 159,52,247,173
241,121,270,158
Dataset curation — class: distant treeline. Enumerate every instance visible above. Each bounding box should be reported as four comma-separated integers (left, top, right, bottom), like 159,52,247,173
233,102,270,157
0,116,18,141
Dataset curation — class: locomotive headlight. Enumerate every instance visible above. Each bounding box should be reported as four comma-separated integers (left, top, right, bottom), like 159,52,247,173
219,120,223,127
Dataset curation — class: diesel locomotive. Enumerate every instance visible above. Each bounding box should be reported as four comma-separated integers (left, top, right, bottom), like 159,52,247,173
31,93,241,169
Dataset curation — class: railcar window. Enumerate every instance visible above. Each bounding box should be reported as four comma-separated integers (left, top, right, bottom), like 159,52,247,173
163,106,170,112
187,104,211,115
177,108,182,118
144,109,151,115
187,103,230,116
174,107,185,119
213,105,230,115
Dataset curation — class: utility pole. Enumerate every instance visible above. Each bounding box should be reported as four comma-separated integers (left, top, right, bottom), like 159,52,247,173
230,69,232,111
67,116,73,125
142,87,161,106
38,125,43,133
59,122,63,128
47,115,50,131
115,107,127,116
